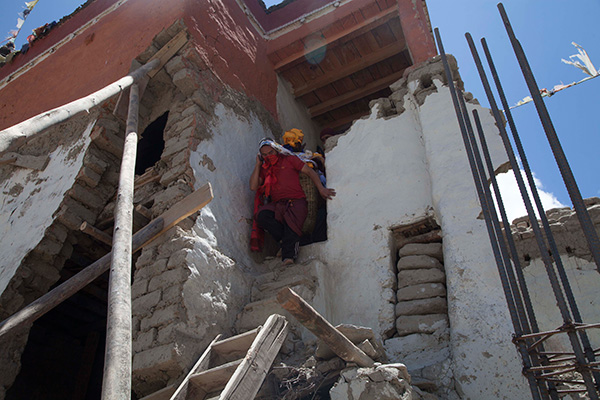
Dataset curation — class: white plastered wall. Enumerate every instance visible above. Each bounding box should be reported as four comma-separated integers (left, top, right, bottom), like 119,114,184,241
303,75,530,398
275,75,321,152
190,103,273,269
419,79,530,398
524,255,600,351
0,120,94,296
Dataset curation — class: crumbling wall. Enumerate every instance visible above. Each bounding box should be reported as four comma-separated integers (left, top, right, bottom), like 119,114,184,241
510,199,600,351
129,31,281,395
302,55,530,399
417,58,529,398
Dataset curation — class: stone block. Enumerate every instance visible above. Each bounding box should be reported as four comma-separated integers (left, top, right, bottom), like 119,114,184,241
132,343,177,372
157,324,176,345
162,136,192,159
68,183,105,210
397,268,445,288
398,243,444,262
140,304,181,331
131,278,149,299
395,297,447,316
172,68,200,97
385,334,450,370
77,166,101,188
397,255,443,271
133,328,156,353
165,55,186,76
160,163,191,187
396,314,448,336
162,284,182,305
397,283,446,302
148,268,189,292
132,290,162,316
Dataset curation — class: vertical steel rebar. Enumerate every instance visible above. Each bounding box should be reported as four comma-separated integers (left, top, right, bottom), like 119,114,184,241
434,28,543,400
102,83,139,399
465,27,599,397
481,36,600,388
497,3,600,275
471,110,556,399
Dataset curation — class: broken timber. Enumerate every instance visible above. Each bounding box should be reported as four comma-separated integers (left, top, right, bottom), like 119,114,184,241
0,183,213,339
277,287,375,367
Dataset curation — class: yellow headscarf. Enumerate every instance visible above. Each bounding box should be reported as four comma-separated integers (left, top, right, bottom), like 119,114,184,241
283,128,304,148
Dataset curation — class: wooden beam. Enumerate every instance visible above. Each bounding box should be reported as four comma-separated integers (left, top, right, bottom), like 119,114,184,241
0,183,213,340
309,69,404,117
273,7,398,71
324,111,369,132
277,287,375,367
293,43,403,97
80,221,113,246
147,30,188,78
220,314,289,400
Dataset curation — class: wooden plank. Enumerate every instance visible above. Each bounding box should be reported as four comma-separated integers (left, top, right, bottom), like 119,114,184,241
188,359,243,394
309,69,405,117
0,183,213,340
212,328,260,361
170,334,223,400
220,314,289,400
147,30,188,78
293,42,402,97
140,384,177,400
277,288,375,367
274,7,398,71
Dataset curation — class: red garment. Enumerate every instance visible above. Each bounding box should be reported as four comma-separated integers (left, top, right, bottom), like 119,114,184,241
259,154,305,202
251,154,306,252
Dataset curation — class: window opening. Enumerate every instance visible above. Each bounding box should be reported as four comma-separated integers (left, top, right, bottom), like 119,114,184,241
135,111,168,175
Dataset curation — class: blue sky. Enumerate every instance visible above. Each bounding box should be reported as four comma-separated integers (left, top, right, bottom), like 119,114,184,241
2,0,599,219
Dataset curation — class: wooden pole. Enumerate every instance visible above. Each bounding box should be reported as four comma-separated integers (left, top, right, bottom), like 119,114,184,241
0,58,159,154
277,287,375,367
0,219,162,339
101,83,139,400
80,221,113,246
0,183,213,340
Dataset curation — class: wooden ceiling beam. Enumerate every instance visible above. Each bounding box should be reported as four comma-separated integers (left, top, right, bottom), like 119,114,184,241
309,69,405,117
273,6,398,72
324,111,370,132
293,43,404,97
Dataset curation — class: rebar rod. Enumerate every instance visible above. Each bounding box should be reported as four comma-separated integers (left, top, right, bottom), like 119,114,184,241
497,4,600,395
101,83,139,400
497,3,600,274
463,24,599,397
434,27,543,400
480,35,599,382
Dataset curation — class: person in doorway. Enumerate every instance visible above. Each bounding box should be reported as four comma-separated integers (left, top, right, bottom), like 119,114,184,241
250,138,335,265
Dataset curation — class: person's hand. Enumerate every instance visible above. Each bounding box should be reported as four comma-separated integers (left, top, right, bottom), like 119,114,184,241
256,154,263,166
319,187,336,200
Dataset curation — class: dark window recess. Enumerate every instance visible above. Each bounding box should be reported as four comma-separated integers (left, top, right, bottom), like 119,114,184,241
135,111,168,175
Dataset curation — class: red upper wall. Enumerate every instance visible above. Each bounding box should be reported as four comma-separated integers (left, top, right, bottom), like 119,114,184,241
0,0,278,130
0,0,435,131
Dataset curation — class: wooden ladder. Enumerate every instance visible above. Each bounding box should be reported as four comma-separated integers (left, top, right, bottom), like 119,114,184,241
142,314,288,400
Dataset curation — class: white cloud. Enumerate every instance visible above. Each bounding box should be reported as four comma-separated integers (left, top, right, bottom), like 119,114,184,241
492,169,566,223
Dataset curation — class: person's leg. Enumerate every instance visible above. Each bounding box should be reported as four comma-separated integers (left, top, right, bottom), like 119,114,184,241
281,222,300,262
256,209,284,242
